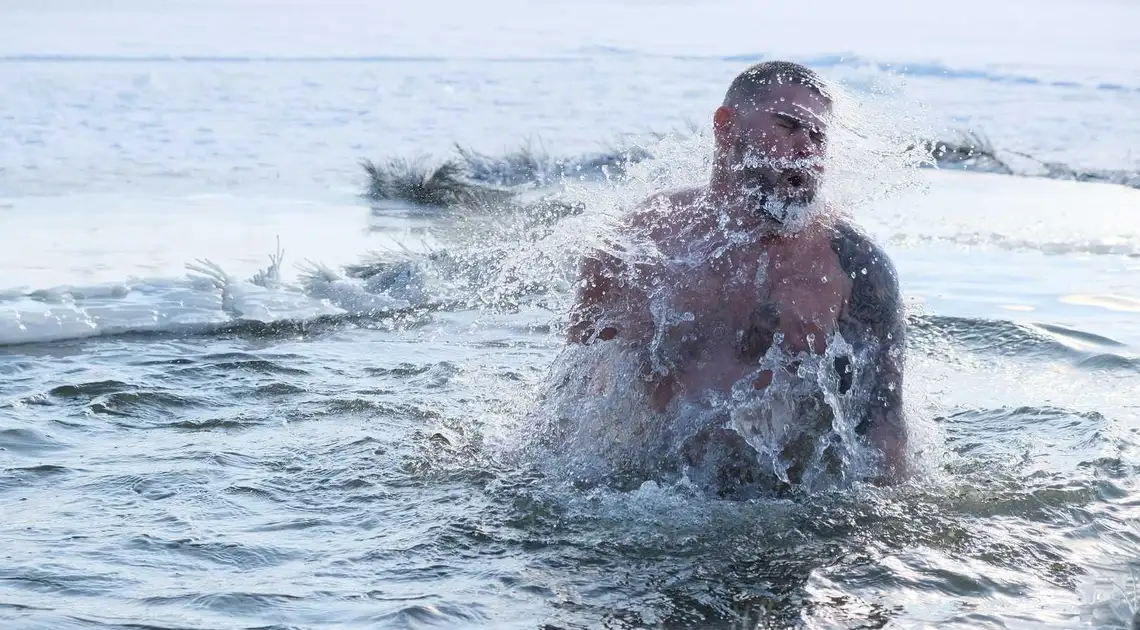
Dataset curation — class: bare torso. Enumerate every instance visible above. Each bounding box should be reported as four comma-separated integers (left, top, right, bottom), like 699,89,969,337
564,186,909,483
587,188,852,408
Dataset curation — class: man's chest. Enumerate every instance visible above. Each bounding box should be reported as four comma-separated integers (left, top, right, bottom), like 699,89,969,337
652,235,851,358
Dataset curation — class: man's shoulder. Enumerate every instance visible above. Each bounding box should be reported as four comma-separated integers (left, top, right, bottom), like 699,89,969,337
628,187,703,222
579,188,702,273
826,218,903,329
642,186,704,209
826,219,897,281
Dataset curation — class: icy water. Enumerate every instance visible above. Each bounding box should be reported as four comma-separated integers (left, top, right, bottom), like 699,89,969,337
4,2,1140,629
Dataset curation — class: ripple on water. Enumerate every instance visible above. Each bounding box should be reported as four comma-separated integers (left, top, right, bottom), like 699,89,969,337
250,382,308,396
126,533,295,570
244,518,337,533
94,471,214,504
0,283,1135,629
370,601,491,629
48,380,136,398
912,315,1140,371
155,417,256,431
88,390,210,421
208,450,267,469
171,356,312,377
0,464,73,493
0,427,70,454
0,566,137,598
37,378,217,426
141,592,305,617
940,405,1113,467
364,362,436,378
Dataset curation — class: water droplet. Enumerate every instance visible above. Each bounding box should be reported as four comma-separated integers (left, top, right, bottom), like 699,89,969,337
860,268,868,275
820,275,828,283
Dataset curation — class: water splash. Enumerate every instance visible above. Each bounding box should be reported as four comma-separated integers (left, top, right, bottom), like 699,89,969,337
478,74,937,496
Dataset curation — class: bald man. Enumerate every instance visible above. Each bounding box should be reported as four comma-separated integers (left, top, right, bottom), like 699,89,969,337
565,61,909,487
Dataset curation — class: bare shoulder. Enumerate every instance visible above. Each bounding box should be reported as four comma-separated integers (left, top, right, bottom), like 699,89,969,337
567,190,700,344
637,186,703,213
827,220,896,273
625,187,704,241
827,219,903,334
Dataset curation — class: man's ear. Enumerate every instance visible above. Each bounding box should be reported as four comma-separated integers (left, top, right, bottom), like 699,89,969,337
713,105,733,145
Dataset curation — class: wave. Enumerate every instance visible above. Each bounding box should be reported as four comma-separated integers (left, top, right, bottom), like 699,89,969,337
0,296,451,348
0,253,453,347
910,315,1134,362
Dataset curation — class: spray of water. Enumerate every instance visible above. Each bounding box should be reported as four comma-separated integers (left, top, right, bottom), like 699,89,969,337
425,70,942,498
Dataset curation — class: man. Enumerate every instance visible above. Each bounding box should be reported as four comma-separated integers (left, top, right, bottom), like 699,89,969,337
563,61,908,490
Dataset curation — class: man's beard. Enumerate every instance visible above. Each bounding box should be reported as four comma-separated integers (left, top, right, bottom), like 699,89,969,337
736,162,819,227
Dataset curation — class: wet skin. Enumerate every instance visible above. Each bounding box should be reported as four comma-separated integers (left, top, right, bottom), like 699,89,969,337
566,83,908,479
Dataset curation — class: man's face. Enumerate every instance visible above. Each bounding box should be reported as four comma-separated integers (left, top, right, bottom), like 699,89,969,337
716,83,831,221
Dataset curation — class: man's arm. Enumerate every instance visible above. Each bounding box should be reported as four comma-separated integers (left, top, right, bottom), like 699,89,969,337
566,192,682,345
830,223,909,479
566,247,632,344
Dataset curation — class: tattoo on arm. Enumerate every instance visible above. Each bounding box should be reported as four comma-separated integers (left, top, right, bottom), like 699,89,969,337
830,224,907,457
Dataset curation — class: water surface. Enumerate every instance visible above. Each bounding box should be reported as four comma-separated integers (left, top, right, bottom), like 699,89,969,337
3,3,1140,628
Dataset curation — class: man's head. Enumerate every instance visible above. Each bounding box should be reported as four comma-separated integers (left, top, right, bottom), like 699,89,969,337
711,61,833,223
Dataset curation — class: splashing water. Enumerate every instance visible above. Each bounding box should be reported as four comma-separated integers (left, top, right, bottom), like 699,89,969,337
5,45,1140,628
521,225,892,497
463,75,941,497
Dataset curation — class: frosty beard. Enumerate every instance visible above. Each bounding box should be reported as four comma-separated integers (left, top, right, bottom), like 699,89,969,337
735,156,820,232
